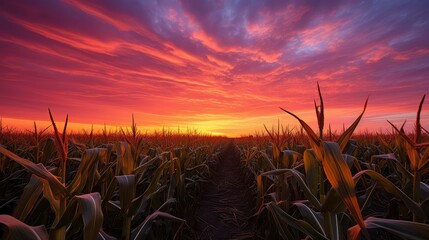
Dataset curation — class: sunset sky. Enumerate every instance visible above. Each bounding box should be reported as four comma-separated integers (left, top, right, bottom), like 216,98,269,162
1,0,428,137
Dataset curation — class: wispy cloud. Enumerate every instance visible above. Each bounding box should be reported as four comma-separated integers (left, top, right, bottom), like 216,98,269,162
1,0,428,136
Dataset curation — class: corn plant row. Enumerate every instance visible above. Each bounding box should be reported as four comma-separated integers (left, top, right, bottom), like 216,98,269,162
239,86,429,239
0,113,224,240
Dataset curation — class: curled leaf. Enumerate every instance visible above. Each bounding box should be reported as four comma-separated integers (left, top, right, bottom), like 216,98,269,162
0,145,67,199
0,214,48,240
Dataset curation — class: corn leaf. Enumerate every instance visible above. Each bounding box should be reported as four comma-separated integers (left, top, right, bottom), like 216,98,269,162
68,148,107,195
323,169,426,218
418,147,429,173
314,82,325,139
387,120,416,148
116,175,136,213
55,193,103,240
348,217,429,240
371,153,397,162
337,98,368,153
258,151,277,170
421,197,429,218
48,109,68,164
40,177,61,225
12,175,43,221
116,142,134,175
414,94,425,144
280,108,322,160
303,149,319,196
261,168,321,210
40,138,55,165
371,153,414,184
267,203,295,239
131,199,184,240
293,202,325,236
321,142,365,230
98,229,118,240
405,141,420,172
133,155,160,174
267,202,328,240
128,161,169,217
0,214,48,240
131,211,184,240
281,150,301,169
353,170,426,218
343,154,357,169
76,193,103,240
321,187,347,214
0,145,67,199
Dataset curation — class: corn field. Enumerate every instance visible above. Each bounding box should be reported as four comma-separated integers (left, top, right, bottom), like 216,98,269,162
1,87,429,239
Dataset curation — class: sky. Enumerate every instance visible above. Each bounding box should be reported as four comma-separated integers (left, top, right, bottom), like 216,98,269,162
0,0,428,137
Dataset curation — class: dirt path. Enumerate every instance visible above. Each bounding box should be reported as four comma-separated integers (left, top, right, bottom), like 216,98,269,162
194,142,256,240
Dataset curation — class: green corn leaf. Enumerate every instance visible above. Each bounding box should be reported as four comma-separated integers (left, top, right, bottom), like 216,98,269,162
116,142,134,175
12,175,43,221
68,148,107,195
0,145,67,199
131,199,184,240
267,202,328,240
280,107,323,161
54,193,103,240
128,160,169,217
337,98,368,153
293,202,325,236
322,169,425,218
348,217,429,240
116,175,136,213
320,142,365,231
281,150,301,169
261,168,321,210
353,170,426,218
77,193,104,240
303,149,320,196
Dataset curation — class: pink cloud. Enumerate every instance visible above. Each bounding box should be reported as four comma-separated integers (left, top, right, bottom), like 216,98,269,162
1,0,428,136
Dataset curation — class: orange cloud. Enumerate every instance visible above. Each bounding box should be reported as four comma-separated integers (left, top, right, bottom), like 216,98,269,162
1,0,428,137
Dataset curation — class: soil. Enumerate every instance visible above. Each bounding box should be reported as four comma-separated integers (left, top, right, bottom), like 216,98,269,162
194,142,256,240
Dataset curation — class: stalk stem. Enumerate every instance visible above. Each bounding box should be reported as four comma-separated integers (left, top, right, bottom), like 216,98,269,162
122,215,132,240
413,170,422,222
319,165,325,203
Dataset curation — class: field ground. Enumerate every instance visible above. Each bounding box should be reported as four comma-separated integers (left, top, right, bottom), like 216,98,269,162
194,142,256,239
